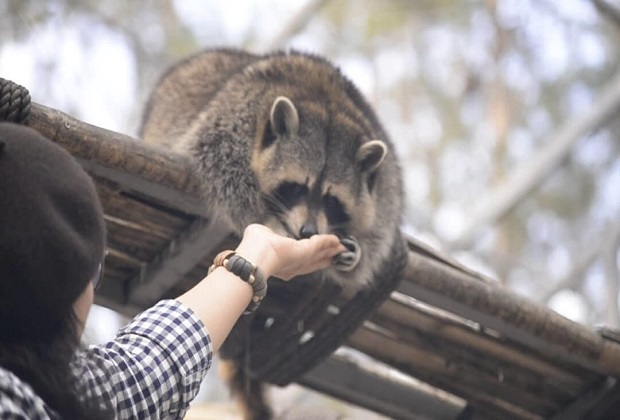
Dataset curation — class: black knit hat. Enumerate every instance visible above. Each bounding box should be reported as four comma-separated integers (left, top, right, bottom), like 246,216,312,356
0,122,105,340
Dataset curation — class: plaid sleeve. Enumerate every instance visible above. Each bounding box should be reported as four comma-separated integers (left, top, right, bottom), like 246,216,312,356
74,299,213,420
0,368,49,419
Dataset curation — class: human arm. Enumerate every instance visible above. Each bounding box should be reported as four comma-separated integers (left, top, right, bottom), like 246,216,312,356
0,368,50,419
176,223,346,351
75,300,211,419
74,224,344,419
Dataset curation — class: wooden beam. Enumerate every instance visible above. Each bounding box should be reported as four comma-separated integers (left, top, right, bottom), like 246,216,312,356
8,91,620,417
300,351,465,420
400,251,620,378
550,377,620,420
94,276,142,318
127,217,234,307
347,326,542,419
24,102,209,218
372,294,589,394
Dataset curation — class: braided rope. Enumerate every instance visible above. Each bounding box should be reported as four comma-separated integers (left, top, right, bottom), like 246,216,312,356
0,78,31,123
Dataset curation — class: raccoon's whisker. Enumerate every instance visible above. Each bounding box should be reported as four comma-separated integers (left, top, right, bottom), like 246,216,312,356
259,193,300,238
260,192,288,214
282,222,298,239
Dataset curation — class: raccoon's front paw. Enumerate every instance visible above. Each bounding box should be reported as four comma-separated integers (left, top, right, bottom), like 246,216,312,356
333,236,361,271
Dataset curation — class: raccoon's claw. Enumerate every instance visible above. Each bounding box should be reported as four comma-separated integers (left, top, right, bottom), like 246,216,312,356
333,236,361,271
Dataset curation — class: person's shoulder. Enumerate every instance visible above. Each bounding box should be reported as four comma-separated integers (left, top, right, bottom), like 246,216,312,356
0,366,52,418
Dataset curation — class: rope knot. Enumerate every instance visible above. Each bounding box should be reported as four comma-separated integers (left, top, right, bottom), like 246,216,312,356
0,78,31,123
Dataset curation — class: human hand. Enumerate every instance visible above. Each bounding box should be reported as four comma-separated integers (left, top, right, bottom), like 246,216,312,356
235,224,347,281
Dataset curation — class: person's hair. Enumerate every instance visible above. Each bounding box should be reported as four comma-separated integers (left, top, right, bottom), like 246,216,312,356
0,304,112,419
0,123,111,418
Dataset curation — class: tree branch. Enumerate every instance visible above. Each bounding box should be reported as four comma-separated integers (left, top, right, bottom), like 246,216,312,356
447,70,620,250
592,0,620,28
538,220,620,304
604,244,619,327
260,0,330,51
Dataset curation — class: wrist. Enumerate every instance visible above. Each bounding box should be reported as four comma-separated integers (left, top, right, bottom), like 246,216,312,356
234,238,278,279
208,249,268,314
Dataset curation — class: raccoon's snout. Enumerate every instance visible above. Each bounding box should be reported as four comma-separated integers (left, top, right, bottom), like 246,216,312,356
299,223,318,239
333,236,361,272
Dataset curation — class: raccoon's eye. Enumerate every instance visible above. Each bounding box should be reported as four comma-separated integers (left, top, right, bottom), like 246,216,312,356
323,194,350,226
274,182,308,208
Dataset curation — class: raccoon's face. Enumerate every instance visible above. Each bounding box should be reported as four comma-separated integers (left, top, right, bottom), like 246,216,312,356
251,96,387,248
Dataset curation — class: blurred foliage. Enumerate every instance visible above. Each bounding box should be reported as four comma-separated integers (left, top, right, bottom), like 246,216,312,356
1,0,619,328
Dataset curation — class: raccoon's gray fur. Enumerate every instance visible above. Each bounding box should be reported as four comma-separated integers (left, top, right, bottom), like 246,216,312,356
140,48,405,419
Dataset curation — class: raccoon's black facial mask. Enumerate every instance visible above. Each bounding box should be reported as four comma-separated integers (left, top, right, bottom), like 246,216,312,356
323,193,350,229
267,179,361,271
267,181,351,236
274,182,308,209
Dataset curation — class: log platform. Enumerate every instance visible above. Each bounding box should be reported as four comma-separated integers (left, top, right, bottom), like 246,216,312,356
2,77,620,419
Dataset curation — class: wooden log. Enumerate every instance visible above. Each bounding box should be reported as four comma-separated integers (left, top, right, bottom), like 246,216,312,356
25,93,619,374
351,314,571,414
24,102,208,217
95,179,191,233
127,217,233,307
352,297,608,416
348,327,544,419
400,251,620,378
370,295,594,396
9,95,620,417
300,353,465,420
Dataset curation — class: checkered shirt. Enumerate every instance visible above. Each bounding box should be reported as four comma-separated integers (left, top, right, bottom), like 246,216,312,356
0,300,213,419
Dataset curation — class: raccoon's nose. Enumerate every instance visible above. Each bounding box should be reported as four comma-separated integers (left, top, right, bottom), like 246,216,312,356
299,223,318,239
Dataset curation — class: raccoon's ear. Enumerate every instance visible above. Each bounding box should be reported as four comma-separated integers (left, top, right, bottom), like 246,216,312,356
356,140,387,173
270,96,299,138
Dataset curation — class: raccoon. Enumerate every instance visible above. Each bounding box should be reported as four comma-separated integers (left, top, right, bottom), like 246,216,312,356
140,48,405,419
